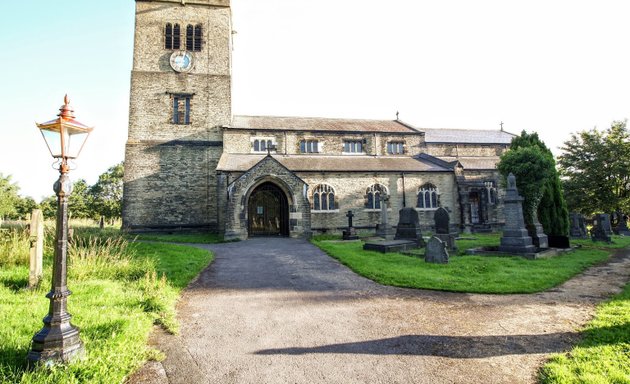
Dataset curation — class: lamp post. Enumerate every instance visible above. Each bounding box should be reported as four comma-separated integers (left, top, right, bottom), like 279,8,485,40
28,95,93,366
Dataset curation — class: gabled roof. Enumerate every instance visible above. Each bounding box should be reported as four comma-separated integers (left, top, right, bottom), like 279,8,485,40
217,154,451,173
436,156,501,170
231,115,418,134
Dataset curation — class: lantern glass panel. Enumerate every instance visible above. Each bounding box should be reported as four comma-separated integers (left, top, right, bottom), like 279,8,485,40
40,128,62,158
65,128,90,159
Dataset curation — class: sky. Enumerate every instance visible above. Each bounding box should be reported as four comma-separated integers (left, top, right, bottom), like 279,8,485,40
1,0,629,200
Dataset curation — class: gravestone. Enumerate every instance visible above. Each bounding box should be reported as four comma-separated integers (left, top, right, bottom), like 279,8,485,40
615,214,630,236
433,207,456,251
591,216,612,243
569,212,588,238
596,214,613,235
499,173,536,254
342,210,359,240
29,209,44,289
526,212,548,249
375,193,395,240
394,207,424,246
548,235,571,248
425,236,449,264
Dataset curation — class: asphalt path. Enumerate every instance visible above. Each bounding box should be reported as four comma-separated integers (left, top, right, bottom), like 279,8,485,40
129,238,630,384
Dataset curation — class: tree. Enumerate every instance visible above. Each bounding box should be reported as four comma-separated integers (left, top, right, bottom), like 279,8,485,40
507,131,570,236
68,179,94,219
14,196,39,219
558,121,630,216
0,174,20,220
40,195,57,219
90,162,124,222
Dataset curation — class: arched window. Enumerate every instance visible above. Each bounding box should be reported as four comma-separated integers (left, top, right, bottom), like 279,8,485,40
312,184,336,211
417,183,438,209
165,23,181,50
365,184,388,209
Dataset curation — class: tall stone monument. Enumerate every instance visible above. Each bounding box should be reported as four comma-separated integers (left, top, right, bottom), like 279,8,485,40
375,194,395,240
499,173,536,254
342,210,359,240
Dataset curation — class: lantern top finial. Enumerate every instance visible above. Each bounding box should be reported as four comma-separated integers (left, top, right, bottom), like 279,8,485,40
58,94,75,120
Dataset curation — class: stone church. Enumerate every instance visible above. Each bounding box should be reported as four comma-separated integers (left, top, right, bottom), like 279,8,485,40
122,0,514,240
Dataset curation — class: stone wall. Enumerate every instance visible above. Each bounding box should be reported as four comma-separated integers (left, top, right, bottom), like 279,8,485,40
424,143,509,157
298,171,458,233
223,129,423,156
123,142,222,231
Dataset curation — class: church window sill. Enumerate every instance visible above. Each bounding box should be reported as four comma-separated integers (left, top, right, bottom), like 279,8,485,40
311,210,340,213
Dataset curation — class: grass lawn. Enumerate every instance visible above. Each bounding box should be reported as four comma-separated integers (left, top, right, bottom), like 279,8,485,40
540,281,630,384
131,232,225,244
311,233,625,294
0,229,213,384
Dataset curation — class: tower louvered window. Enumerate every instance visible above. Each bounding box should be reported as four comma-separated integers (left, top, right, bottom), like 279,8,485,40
165,23,181,50
194,25,202,51
186,24,203,51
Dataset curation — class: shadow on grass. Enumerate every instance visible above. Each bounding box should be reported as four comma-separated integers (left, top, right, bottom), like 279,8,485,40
0,276,29,292
0,345,29,376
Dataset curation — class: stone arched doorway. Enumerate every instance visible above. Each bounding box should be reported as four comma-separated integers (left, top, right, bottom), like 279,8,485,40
247,182,290,237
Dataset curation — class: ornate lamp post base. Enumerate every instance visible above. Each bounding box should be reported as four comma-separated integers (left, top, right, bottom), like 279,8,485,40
27,172,84,367
27,319,84,366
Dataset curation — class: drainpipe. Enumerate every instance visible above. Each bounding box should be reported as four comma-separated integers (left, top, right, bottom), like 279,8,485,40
401,172,406,208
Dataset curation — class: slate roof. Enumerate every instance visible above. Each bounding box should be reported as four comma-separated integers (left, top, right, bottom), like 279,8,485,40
216,154,451,173
230,115,516,144
231,115,418,133
437,156,501,170
420,128,515,144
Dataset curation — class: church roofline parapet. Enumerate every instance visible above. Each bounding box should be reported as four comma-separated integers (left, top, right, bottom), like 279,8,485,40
136,0,230,7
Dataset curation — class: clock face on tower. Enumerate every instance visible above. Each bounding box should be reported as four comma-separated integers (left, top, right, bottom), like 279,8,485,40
170,51,194,73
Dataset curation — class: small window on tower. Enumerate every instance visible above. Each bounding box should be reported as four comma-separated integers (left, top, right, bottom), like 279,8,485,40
186,24,203,52
173,24,181,49
194,25,202,51
186,25,194,51
165,23,181,50
165,24,173,49
172,94,192,125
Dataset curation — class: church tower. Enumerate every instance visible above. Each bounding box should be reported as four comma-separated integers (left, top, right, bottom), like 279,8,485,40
123,0,231,231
